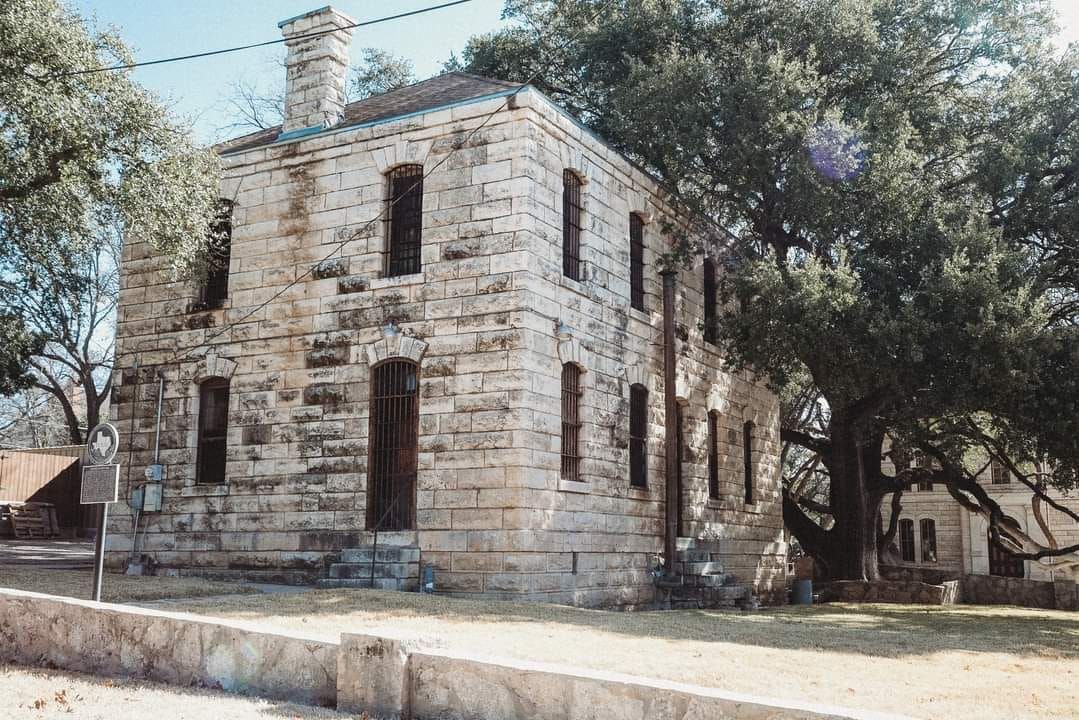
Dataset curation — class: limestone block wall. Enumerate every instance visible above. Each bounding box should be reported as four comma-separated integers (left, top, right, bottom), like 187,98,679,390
888,488,965,575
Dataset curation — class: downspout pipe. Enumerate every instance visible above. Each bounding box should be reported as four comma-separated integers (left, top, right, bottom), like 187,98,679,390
661,269,678,577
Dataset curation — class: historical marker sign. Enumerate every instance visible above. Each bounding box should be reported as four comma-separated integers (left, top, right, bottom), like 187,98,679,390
86,423,120,465
80,464,120,504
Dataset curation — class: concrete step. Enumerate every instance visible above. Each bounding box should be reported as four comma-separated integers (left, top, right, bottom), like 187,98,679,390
328,562,418,580
317,577,419,591
340,546,420,564
683,573,736,588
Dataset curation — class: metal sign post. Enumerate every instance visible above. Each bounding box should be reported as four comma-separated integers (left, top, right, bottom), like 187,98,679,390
81,423,120,602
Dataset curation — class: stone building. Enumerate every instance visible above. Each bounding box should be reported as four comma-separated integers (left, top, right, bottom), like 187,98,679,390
885,458,1079,582
105,6,786,607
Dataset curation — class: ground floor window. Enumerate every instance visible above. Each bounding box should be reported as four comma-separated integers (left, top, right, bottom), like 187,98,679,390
919,518,937,563
899,518,916,562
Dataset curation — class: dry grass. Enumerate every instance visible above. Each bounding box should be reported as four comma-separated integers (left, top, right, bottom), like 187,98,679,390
0,566,259,603
157,590,1079,720
0,664,349,719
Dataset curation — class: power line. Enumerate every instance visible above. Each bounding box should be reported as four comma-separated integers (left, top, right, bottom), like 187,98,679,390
45,0,474,80
168,5,610,365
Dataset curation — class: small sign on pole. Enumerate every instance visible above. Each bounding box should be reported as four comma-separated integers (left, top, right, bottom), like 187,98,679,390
81,423,120,602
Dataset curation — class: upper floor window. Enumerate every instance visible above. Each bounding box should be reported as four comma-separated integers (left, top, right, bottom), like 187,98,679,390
561,363,582,481
386,164,424,277
197,201,233,309
630,213,645,311
629,383,648,488
920,518,938,563
912,449,933,491
196,378,229,484
990,460,1011,485
703,258,717,345
708,410,720,500
899,519,916,562
743,420,756,504
562,170,583,280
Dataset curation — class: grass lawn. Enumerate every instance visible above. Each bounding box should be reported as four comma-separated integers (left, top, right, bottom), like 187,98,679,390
1,664,349,719
0,566,260,603
156,590,1079,720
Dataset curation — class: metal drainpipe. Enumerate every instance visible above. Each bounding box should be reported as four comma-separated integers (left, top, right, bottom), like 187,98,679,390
153,372,164,464
661,269,678,577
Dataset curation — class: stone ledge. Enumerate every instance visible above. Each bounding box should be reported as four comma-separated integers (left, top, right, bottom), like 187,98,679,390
558,479,591,494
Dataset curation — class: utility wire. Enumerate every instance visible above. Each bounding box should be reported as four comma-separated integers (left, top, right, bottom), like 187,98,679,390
45,0,474,80
168,5,611,366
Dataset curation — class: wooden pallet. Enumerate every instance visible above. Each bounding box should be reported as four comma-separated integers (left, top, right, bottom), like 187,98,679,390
9,504,55,539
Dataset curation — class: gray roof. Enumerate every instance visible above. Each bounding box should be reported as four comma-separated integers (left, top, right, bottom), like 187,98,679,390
217,72,519,154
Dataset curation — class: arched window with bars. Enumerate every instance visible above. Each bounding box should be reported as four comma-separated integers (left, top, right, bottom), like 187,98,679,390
385,164,424,277
629,213,645,311
367,359,419,530
743,420,756,504
562,170,583,280
196,378,230,484
561,363,583,481
629,383,648,488
708,410,721,500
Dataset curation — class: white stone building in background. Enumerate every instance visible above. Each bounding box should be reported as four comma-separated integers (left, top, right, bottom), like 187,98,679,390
105,7,786,607
886,458,1079,582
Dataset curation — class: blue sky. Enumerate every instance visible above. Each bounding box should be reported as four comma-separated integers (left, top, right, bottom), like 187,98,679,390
73,0,1079,144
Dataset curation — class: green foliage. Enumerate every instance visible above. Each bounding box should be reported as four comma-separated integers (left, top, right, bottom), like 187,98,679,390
350,48,417,100
0,0,221,393
460,0,1079,494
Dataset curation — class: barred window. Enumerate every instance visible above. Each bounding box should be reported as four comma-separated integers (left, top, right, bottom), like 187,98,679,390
630,213,645,311
920,518,937,563
899,519,915,562
367,359,419,530
196,378,229,484
563,170,583,280
703,258,717,344
561,363,582,482
743,420,755,504
990,460,1011,485
197,201,233,309
629,383,648,488
386,164,424,277
708,411,720,500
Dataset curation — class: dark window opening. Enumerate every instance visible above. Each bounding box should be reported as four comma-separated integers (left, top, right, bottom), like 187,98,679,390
708,410,720,500
920,518,937,563
630,213,645,311
912,450,933,491
561,363,582,482
629,383,648,488
988,531,1025,577
676,403,685,534
899,519,915,562
386,164,424,277
743,420,755,504
562,170,583,280
196,201,233,310
990,460,1011,485
196,378,229,484
367,359,419,530
703,258,717,345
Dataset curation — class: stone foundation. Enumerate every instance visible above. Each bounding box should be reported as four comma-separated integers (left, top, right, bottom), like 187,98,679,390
818,580,961,605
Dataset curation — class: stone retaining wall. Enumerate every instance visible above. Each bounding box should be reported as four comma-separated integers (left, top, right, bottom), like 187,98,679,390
961,573,1061,609
0,589,337,706
0,589,904,720
819,580,961,605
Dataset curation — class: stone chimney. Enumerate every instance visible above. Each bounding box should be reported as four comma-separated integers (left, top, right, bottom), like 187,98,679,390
278,6,356,134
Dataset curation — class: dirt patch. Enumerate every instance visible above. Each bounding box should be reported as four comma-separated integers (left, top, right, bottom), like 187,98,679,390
0,567,260,603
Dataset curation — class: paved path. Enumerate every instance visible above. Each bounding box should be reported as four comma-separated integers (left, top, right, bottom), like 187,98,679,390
0,539,93,568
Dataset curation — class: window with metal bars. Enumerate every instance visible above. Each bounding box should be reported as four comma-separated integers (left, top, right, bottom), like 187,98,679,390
920,518,938,563
561,363,582,482
708,410,720,500
562,170,583,280
196,201,233,309
629,383,648,488
990,460,1011,484
385,164,424,277
703,258,717,344
196,378,229,484
630,213,645,311
899,519,916,562
367,359,419,530
743,420,755,504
